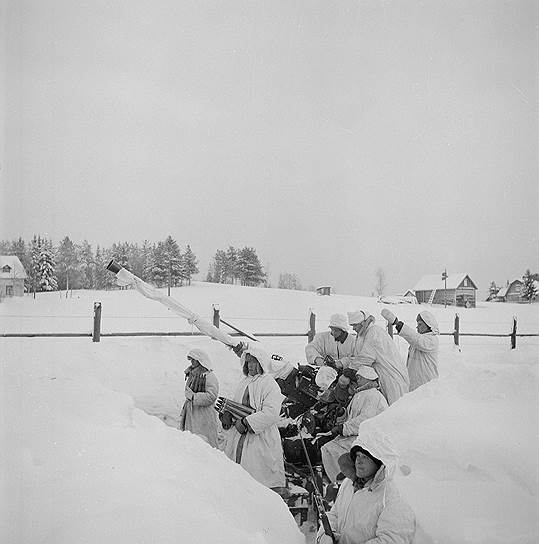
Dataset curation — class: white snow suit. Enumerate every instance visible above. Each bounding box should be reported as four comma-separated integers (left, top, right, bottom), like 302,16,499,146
223,346,286,488
318,429,416,544
305,331,356,367
179,370,219,447
396,311,439,391
321,387,388,482
349,323,409,405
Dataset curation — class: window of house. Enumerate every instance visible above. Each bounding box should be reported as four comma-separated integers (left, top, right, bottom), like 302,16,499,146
463,278,468,287
2,265,11,273
6,285,13,296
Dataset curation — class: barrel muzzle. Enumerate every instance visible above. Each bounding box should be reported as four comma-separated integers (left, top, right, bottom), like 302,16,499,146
106,260,122,274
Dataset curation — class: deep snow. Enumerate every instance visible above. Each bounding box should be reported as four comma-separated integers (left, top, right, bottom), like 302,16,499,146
1,282,538,543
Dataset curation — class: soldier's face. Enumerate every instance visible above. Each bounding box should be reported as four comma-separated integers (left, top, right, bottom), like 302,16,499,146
246,354,261,375
354,451,379,480
351,321,364,334
416,315,430,334
188,357,200,368
329,327,343,339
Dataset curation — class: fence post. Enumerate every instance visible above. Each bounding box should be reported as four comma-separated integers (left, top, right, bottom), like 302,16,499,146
387,321,394,338
213,304,220,328
93,302,102,342
510,316,517,349
307,309,316,343
453,313,460,347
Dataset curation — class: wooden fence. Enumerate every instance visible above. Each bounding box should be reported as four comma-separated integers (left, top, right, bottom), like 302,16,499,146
1,303,537,349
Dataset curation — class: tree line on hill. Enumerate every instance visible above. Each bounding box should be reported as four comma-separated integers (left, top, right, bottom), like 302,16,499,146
205,246,309,290
206,246,267,287
0,236,199,293
2,236,309,294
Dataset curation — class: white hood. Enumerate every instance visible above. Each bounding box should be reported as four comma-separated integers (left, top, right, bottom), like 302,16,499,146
187,348,213,371
352,427,399,481
418,310,439,335
241,345,273,374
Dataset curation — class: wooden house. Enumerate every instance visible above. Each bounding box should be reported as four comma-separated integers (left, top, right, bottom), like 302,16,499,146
413,273,477,307
496,279,526,302
0,256,27,298
316,286,332,296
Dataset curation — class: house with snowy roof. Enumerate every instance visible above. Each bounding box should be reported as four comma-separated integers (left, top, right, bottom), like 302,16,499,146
413,273,477,307
0,255,27,298
496,278,538,303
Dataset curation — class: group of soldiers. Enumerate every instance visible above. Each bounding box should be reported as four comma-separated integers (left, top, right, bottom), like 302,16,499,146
179,307,440,544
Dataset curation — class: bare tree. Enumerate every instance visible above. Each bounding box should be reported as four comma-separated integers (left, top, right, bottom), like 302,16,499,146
375,268,388,297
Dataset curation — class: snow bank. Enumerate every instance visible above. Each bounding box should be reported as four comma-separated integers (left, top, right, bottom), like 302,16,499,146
1,342,303,544
361,349,538,544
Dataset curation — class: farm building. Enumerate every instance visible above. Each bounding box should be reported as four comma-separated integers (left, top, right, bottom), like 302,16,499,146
413,273,477,307
0,255,27,298
496,279,538,302
316,286,332,296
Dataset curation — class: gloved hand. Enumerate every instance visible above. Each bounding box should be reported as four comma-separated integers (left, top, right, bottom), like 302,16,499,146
324,355,336,365
232,341,247,357
381,308,398,325
235,418,248,434
184,386,194,400
219,411,233,430
331,423,344,436
317,533,334,544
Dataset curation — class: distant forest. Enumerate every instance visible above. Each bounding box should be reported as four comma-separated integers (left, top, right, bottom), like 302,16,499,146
0,236,273,293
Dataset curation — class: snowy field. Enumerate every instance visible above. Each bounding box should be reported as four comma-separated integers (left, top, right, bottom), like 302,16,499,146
1,282,538,543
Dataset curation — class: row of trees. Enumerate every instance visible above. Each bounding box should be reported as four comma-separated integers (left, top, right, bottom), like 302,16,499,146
0,236,199,293
2,237,309,293
205,245,311,290
206,246,266,287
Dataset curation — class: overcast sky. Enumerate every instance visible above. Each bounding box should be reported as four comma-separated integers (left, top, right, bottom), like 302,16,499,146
1,0,537,295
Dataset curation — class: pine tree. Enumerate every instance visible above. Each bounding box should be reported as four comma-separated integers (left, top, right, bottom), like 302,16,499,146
94,246,108,290
521,269,538,302
212,249,228,283
183,245,199,285
29,235,42,295
0,240,11,254
56,236,80,290
487,281,499,300
150,242,167,287
225,246,238,284
38,239,57,291
136,241,150,281
78,240,95,289
161,236,184,289
237,247,265,287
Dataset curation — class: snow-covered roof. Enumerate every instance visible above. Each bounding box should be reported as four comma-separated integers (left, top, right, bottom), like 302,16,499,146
413,273,476,291
496,286,508,297
0,255,27,279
